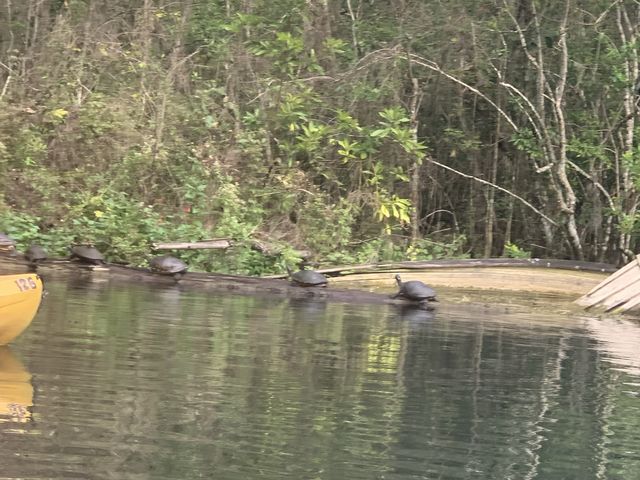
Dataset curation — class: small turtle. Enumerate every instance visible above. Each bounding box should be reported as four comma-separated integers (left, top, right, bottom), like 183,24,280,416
393,274,437,303
287,266,328,287
0,233,16,256
70,244,105,265
149,255,188,280
25,244,48,264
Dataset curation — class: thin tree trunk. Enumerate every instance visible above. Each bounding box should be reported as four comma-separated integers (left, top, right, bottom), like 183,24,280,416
303,0,334,71
408,76,422,246
484,133,498,257
503,160,516,249
152,0,192,164
485,43,506,258
138,0,153,119
1,0,15,99
554,0,583,259
74,0,95,107
615,2,638,264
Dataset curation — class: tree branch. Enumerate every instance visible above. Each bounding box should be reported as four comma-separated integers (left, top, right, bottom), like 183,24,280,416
407,53,519,132
425,156,558,226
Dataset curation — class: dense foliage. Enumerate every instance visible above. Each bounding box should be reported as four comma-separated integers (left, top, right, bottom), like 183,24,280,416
1,0,639,272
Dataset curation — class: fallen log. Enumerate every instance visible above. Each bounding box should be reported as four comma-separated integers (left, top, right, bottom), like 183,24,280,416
0,256,417,307
0,256,616,306
153,238,311,260
153,238,233,250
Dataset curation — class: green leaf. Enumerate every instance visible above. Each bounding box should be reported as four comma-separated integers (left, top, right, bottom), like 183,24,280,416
370,129,388,138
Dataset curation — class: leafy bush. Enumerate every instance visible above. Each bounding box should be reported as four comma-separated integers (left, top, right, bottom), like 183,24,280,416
503,242,532,259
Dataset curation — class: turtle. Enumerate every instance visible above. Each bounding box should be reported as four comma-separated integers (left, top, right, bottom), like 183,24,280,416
70,244,105,265
392,274,437,303
25,244,48,264
0,233,17,256
287,266,328,287
149,255,188,280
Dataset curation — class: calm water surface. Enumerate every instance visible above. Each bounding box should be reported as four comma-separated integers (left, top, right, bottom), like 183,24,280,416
1,276,640,479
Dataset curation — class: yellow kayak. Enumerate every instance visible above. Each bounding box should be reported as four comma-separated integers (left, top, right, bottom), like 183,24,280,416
0,273,43,345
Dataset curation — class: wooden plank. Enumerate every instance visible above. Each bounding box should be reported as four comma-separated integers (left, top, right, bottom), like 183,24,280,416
153,239,311,259
575,263,639,308
153,239,233,250
578,257,638,301
576,273,640,309
576,276,631,306
610,291,640,313
601,278,640,312
574,257,640,312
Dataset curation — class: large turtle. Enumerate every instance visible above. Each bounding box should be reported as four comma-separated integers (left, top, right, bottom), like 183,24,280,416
25,244,48,264
392,274,437,303
70,244,105,265
0,233,16,256
287,266,328,287
149,255,188,280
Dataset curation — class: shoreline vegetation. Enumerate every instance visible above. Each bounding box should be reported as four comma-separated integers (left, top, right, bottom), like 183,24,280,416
1,1,640,275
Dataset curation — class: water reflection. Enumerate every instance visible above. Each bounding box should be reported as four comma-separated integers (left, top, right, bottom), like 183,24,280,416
392,304,435,330
288,298,328,322
1,279,640,479
585,316,640,377
0,347,32,423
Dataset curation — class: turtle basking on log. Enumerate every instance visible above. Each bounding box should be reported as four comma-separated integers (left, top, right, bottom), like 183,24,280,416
0,233,16,256
286,266,328,288
70,245,105,265
392,274,437,304
25,244,48,268
149,255,188,280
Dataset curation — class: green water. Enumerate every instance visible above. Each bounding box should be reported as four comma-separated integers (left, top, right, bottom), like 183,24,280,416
1,277,640,479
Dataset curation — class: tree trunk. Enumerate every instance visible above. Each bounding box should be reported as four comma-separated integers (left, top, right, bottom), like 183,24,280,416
408,77,423,246
303,0,334,71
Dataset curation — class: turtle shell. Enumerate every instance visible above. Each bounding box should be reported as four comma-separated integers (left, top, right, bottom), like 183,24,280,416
25,244,48,262
290,269,328,287
394,274,437,301
149,255,188,275
0,233,16,254
70,245,105,264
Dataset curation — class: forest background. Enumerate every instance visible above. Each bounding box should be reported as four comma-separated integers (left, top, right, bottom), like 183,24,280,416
1,0,639,274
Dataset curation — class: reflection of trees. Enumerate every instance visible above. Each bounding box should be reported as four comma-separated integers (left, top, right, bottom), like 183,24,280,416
393,311,640,479
7,282,640,478
585,317,640,479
